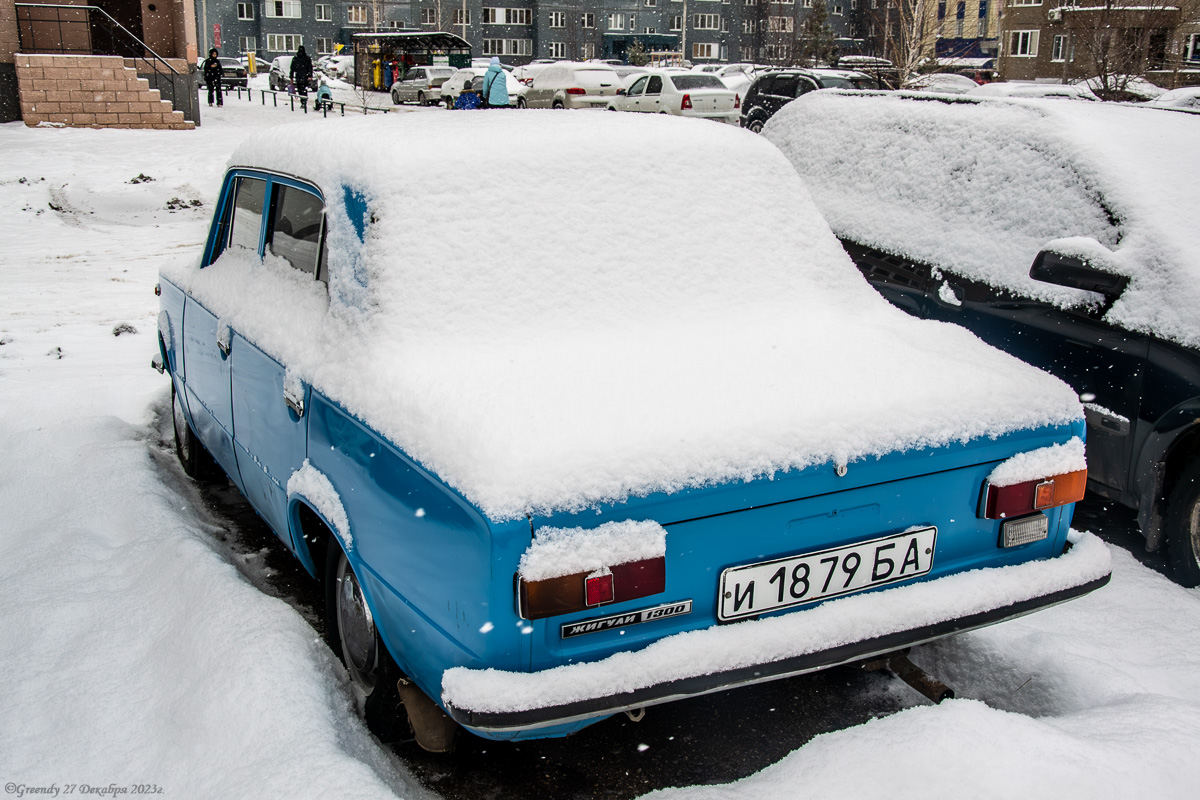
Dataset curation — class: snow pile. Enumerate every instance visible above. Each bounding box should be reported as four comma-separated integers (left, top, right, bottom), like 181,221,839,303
765,93,1200,349
640,544,1200,800
443,533,1111,713
519,520,668,582
987,437,1086,487
163,112,1083,521
287,459,352,550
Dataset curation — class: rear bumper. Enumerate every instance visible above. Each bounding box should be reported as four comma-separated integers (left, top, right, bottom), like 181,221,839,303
442,532,1111,733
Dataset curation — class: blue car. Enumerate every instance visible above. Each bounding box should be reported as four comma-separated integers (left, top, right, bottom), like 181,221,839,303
155,113,1109,750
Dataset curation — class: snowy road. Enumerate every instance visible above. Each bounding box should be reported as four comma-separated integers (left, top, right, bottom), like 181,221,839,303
1,94,1198,800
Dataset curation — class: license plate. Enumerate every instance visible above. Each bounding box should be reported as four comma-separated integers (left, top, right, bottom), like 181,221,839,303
718,527,937,622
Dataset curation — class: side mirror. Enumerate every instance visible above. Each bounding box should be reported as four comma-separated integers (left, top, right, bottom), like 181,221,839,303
617,88,627,96
1029,250,1128,299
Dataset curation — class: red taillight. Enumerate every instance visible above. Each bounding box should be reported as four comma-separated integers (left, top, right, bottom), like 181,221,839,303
518,556,666,620
979,469,1087,520
566,87,586,95
734,93,741,109
681,93,692,110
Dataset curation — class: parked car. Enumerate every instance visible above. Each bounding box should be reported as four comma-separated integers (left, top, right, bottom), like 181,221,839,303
268,56,319,92
965,81,1091,100
1146,86,1200,110
321,54,355,81
197,57,248,88
157,112,1109,751
391,66,457,105
440,67,528,108
740,68,872,132
524,63,622,108
765,91,1200,586
607,70,739,124
905,72,979,94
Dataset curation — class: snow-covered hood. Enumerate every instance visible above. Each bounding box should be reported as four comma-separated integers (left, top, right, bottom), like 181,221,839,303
764,92,1200,349
163,112,1082,522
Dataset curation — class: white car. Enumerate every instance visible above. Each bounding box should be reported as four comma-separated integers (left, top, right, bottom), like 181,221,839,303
322,54,355,81
607,70,740,124
524,63,622,109
1146,86,1200,110
440,67,528,108
904,73,980,94
966,82,1091,100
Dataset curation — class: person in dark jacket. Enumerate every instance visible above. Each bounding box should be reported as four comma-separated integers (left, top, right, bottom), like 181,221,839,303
202,48,223,107
290,45,314,110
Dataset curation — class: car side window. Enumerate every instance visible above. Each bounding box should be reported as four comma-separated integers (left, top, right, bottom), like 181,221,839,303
227,177,266,252
265,183,324,278
771,76,799,97
628,76,648,96
796,78,820,97
646,75,663,94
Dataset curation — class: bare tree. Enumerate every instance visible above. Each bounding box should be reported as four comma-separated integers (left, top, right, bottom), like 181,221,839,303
1061,1,1189,99
863,0,938,80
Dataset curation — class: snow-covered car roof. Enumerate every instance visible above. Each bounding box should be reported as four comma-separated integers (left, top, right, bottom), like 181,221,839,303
164,113,1080,521
1147,86,1200,108
905,73,979,94
764,92,1200,348
966,82,1089,99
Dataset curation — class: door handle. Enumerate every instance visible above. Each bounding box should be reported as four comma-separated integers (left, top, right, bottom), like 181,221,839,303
217,327,231,358
284,387,305,418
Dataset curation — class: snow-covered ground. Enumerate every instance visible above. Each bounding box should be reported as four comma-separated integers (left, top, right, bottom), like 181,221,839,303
1,94,1198,799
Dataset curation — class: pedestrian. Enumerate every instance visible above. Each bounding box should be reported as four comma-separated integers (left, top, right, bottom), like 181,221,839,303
290,45,314,110
482,56,509,109
202,48,223,107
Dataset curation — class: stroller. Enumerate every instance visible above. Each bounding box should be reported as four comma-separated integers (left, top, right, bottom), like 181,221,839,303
315,79,334,112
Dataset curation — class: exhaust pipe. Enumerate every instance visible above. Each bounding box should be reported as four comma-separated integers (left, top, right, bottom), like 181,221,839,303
861,650,955,704
396,678,460,753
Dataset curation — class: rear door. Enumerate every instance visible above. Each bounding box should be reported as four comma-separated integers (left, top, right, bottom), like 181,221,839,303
641,75,664,112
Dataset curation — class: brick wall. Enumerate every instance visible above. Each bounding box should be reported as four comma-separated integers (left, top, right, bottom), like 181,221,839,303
15,53,194,129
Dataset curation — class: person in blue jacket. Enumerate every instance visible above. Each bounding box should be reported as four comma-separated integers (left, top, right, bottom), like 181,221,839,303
482,57,509,108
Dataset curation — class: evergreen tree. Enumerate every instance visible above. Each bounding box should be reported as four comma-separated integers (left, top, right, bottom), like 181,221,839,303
798,1,838,67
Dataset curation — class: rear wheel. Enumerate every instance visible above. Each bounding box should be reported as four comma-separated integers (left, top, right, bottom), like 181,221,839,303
1166,460,1200,587
445,96,454,109
552,99,564,109
326,542,410,742
517,96,527,109
391,89,401,105
748,118,765,134
417,91,426,105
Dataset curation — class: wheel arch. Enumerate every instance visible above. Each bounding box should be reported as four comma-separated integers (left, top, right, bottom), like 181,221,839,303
1134,405,1200,550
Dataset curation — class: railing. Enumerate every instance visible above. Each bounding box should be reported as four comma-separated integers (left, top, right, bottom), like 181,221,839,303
228,85,397,117
14,3,188,115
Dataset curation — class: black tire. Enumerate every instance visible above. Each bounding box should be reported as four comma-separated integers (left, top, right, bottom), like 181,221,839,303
417,91,426,105
1166,460,1200,587
391,89,401,105
172,383,217,481
517,97,527,109
552,99,564,109
748,118,765,134
445,96,454,109
325,541,409,743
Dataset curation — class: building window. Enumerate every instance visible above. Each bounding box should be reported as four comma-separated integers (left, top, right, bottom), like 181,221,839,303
581,42,595,58
609,13,625,30
693,42,715,59
1009,0,1040,5
742,19,754,32
267,33,302,51
581,12,595,27
314,4,331,21
1051,34,1067,61
1008,30,1038,56
549,41,566,58
832,3,843,13
693,13,720,28
801,0,812,7
346,5,367,24
452,8,471,25
978,1,988,36
265,1,302,19
744,0,757,5
768,16,793,32
237,2,254,21
850,0,857,8
778,0,794,4
643,25,657,32
315,37,332,54
421,8,437,24
482,38,532,55
482,7,499,23
238,35,257,53
1189,33,1200,61
387,19,405,28
549,10,566,26
670,14,682,30
646,0,657,5
506,8,532,24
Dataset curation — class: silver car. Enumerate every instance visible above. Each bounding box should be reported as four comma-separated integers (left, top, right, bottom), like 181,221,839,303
524,63,622,109
390,66,456,105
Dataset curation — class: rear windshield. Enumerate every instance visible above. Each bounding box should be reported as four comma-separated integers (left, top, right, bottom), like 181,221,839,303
671,75,725,90
220,58,241,68
432,68,455,77
573,69,618,88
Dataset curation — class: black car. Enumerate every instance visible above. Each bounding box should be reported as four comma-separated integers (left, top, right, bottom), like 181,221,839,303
740,68,877,133
197,57,248,88
765,91,1200,586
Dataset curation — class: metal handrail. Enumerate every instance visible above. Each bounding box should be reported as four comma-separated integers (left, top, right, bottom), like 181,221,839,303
14,3,184,110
